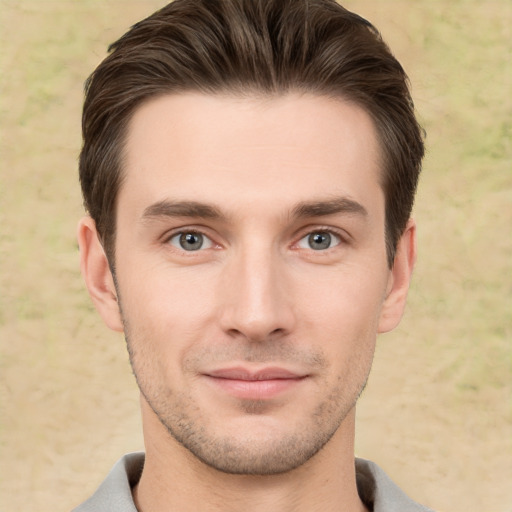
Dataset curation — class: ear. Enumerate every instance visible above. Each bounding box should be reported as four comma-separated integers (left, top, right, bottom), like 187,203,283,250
77,216,124,332
378,219,417,333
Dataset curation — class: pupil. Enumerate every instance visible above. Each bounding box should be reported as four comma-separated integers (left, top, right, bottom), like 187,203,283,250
180,232,203,250
309,232,331,250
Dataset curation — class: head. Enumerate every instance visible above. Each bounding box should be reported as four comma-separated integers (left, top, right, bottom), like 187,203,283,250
79,0,424,270
78,0,424,477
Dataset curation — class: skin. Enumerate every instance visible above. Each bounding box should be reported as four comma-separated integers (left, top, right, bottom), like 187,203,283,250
78,92,416,512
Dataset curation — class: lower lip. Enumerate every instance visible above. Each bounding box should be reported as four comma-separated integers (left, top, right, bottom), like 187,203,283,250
205,376,305,400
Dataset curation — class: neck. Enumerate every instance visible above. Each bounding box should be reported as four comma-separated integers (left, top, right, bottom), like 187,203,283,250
133,399,367,512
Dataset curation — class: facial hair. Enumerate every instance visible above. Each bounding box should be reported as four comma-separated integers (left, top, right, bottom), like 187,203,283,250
124,326,372,476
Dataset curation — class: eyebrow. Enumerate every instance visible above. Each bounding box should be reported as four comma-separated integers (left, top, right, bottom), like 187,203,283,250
141,196,368,223
291,197,368,219
141,200,224,221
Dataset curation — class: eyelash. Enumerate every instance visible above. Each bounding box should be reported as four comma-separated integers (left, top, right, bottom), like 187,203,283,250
294,226,348,251
162,226,349,253
164,228,217,252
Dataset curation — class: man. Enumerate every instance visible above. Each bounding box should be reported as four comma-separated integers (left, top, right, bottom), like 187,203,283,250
75,0,430,510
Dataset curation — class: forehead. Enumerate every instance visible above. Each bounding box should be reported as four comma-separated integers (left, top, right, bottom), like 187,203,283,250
119,92,383,219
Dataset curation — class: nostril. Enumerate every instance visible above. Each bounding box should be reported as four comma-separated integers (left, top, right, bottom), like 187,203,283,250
226,328,243,338
225,327,287,343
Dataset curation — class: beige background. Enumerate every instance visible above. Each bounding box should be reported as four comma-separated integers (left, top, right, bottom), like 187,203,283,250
0,1,510,511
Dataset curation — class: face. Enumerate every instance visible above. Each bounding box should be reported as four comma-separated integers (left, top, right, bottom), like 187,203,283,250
79,92,415,475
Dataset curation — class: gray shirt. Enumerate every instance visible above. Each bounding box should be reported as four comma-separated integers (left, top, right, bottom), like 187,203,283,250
73,452,434,511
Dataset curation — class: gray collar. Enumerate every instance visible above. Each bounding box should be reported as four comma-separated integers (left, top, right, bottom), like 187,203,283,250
74,452,434,512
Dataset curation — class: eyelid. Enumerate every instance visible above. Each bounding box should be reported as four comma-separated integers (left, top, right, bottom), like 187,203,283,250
292,225,351,248
162,226,221,250
169,232,213,251
159,224,350,252
297,231,341,250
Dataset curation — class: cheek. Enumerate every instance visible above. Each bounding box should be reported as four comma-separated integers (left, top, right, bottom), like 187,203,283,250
119,257,214,314
297,264,388,331
294,265,386,374
117,264,219,354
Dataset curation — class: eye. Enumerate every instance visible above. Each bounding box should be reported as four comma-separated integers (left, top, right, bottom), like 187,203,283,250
297,231,341,251
168,231,213,251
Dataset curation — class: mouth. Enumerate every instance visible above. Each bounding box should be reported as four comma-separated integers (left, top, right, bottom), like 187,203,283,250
203,366,308,400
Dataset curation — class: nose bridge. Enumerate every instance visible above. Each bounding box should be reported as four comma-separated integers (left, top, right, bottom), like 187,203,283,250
219,238,294,341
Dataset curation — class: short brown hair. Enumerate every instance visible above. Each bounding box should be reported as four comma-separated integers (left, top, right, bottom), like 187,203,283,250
80,0,424,267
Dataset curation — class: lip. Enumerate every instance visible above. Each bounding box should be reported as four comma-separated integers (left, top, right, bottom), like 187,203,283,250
203,366,308,400
206,366,305,380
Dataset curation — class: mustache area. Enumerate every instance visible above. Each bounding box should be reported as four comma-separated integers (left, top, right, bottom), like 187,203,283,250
182,340,329,374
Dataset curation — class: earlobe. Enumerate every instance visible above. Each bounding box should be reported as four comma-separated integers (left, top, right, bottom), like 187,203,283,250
378,219,417,334
77,216,124,332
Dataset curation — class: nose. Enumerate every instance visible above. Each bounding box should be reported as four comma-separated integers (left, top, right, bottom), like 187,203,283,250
218,245,296,342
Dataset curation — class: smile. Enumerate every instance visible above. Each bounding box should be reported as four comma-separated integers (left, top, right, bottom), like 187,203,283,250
203,367,308,400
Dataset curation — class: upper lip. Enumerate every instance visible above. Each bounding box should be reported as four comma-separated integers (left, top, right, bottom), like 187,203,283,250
205,367,307,381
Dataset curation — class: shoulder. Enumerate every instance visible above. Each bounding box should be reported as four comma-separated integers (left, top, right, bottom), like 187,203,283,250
355,458,436,512
72,452,144,512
